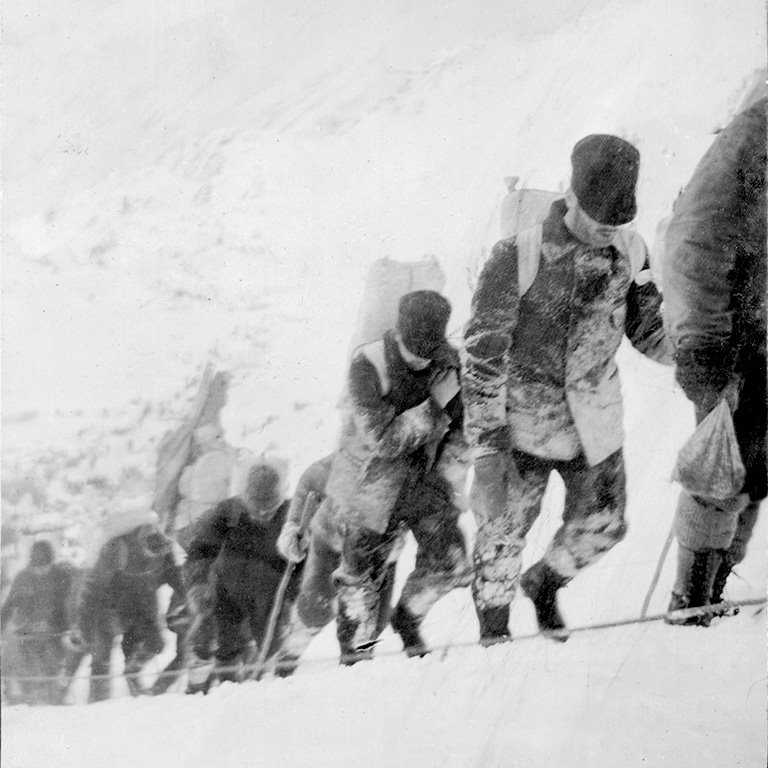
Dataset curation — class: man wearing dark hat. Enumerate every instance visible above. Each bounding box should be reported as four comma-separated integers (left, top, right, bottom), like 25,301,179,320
462,135,669,644
1,540,78,704
318,290,472,663
183,456,302,690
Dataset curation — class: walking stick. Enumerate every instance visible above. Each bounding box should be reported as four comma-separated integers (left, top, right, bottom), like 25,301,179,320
641,523,675,617
249,491,320,681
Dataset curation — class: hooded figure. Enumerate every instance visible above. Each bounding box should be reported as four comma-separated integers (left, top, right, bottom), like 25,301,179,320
183,455,301,690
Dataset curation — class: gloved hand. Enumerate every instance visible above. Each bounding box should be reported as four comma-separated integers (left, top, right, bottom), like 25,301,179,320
277,521,308,563
62,627,88,652
473,452,519,520
693,378,740,420
188,582,216,616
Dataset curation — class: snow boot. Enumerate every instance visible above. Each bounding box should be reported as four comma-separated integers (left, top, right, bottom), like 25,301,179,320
710,550,734,605
390,603,428,658
124,657,148,696
665,547,719,627
520,562,569,642
334,568,379,666
185,652,215,695
477,605,511,646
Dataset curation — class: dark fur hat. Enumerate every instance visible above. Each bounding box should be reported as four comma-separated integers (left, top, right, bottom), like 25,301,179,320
571,135,639,225
397,290,451,359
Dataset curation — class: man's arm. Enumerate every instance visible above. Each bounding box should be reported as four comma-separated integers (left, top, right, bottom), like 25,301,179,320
347,354,450,459
662,103,765,406
461,239,520,454
0,575,22,631
624,259,674,366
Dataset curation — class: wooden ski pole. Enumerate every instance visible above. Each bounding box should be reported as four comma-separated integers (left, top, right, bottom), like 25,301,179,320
250,490,320,681
641,523,675,617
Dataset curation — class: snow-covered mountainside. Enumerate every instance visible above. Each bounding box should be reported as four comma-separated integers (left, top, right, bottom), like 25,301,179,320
2,0,766,766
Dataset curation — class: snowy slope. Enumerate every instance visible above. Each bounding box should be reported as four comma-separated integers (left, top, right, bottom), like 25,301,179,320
2,0,767,766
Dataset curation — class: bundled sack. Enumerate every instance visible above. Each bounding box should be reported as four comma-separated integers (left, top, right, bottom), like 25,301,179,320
672,399,746,500
346,256,446,360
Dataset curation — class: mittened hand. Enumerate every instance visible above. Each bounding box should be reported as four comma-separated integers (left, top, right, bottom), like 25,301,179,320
695,378,740,419
277,521,308,563
188,583,215,616
63,627,88,651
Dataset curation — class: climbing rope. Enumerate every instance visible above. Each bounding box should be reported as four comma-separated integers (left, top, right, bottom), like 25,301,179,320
2,595,764,690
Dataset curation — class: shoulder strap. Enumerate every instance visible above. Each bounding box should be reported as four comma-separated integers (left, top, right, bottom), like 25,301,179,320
360,339,391,396
516,224,543,296
612,227,648,279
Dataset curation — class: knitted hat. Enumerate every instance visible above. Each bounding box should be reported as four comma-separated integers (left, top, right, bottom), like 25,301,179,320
571,135,639,225
245,460,287,513
29,540,54,567
396,290,452,359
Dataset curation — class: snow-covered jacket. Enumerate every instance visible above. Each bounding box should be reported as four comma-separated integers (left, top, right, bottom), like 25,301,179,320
662,97,767,403
462,199,665,465
326,330,465,534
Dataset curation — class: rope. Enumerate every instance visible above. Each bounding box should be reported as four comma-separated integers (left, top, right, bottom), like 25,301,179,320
3,595,765,685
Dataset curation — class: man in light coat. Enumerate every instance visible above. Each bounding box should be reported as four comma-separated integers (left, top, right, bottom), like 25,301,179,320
662,96,766,624
463,134,669,643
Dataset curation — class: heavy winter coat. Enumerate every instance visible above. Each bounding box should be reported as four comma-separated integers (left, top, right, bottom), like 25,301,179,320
78,526,185,639
326,330,466,534
1,563,77,635
184,498,298,606
663,96,767,500
663,98,766,395
463,199,665,465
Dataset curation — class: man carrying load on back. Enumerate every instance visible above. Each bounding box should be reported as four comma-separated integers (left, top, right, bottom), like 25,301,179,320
462,135,670,644
285,290,472,666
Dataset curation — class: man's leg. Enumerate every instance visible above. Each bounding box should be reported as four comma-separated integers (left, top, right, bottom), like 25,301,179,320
392,474,472,655
334,527,394,664
472,450,550,644
711,363,767,604
274,531,341,676
213,591,247,683
121,613,165,696
88,616,116,703
521,450,627,640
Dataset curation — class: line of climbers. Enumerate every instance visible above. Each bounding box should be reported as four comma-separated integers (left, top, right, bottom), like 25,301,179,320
2,105,765,705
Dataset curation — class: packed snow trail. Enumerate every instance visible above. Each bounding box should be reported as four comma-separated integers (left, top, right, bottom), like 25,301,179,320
2,0,766,766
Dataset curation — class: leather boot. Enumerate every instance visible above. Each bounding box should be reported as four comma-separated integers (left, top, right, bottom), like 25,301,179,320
334,576,379,666
710,550,733,605
390,603,428,657
666,547,719,626
477,604,511,646
520,562,569,642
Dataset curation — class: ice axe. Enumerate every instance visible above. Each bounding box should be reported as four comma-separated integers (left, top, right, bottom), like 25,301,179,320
248,490,320,681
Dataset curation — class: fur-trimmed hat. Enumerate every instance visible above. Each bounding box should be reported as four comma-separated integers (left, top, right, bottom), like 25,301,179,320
397,290,452,359
571,134,639,225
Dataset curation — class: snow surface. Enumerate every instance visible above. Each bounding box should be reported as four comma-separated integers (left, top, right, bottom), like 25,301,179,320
2,0,767,766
